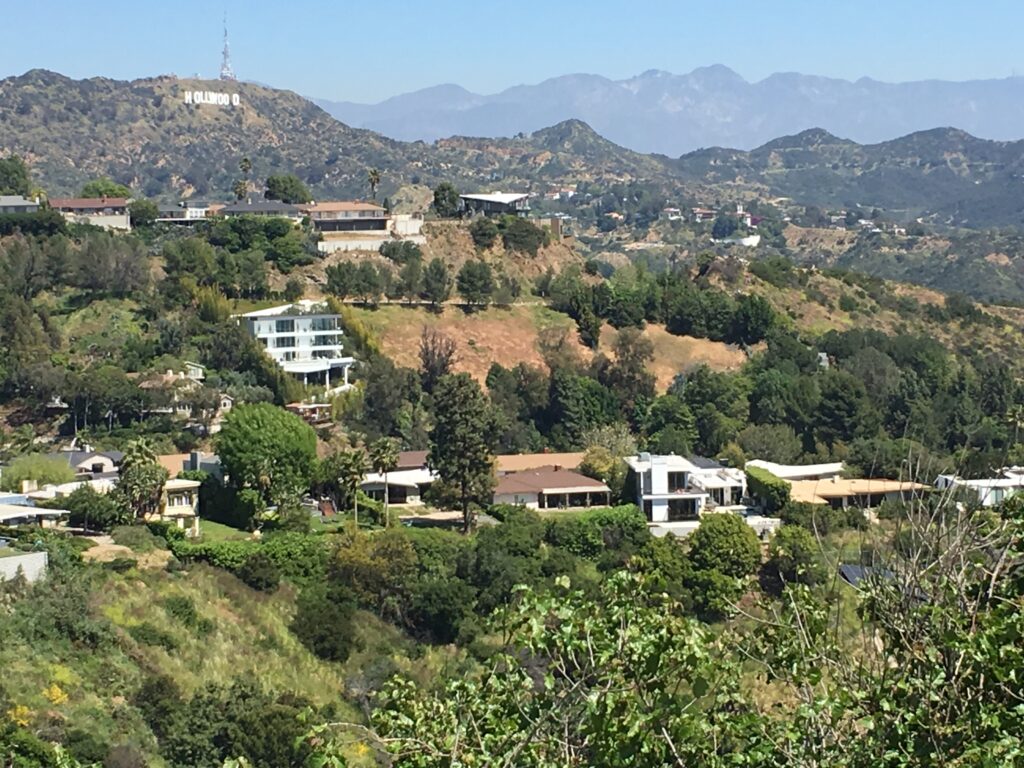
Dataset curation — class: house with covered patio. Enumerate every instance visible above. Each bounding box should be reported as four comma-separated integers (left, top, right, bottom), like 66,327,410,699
493,469,611,510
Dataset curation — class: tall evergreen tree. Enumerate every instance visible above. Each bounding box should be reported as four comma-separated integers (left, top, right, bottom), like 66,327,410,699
428,374,495,533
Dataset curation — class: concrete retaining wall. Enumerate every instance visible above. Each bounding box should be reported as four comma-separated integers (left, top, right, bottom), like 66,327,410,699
0,551,48,583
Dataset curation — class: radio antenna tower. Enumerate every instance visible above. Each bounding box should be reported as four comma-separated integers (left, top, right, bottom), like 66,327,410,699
219,14,236,81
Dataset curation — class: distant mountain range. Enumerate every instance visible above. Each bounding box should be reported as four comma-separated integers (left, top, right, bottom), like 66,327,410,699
3,69,1024,229
314,66,1024,156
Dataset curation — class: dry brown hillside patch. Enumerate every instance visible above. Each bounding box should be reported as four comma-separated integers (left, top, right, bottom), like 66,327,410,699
351,305,584,384
602,323,747,391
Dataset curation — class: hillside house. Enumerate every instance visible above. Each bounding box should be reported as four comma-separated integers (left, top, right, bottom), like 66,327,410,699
787,476,928,509
493,468,610,510
237,301,354,389
156,201,212,224
459,192,530,218
935,469,1024,507
49,197,131,230
45,448,124,478
0,502,67,529
150,478,201,536
745,459,844,482
0,195,39,214
362,467,435,506
304,201,425,253
219,198,302,220
625,453,746,523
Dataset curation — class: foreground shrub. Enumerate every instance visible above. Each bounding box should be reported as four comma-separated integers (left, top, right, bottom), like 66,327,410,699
291,582,358,662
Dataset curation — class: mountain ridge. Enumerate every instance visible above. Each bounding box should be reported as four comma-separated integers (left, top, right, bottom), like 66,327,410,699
3,69,1024,228
313,66,1024,155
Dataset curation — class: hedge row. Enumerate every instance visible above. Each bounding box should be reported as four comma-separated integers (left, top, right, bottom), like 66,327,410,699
161,528,331,585
745,466,791,512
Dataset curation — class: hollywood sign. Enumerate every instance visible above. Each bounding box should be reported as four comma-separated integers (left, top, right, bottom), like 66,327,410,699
184,90,240,107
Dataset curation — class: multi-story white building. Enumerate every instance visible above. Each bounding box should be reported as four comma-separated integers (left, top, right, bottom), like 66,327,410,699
237,301,354,389
625,453,746,523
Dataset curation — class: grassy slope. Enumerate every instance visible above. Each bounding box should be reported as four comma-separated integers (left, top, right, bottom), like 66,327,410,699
1,562,437,766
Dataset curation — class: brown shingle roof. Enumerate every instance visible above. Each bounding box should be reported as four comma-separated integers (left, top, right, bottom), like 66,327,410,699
397,450,428,470
494,469,609,496
49,197,129,209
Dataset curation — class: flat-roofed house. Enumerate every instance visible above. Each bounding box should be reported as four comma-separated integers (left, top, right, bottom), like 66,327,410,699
220,198,302,220
935,468,1024,507
625,453,746,523
236,300,354,390
787,476,928,509
745,459,844,482
304,201,425,253
459,192,530,218
361,467,436,506
49,197,131,230
0,195,39,214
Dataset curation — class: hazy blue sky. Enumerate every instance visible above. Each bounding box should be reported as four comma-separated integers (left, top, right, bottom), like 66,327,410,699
3,0,1023,102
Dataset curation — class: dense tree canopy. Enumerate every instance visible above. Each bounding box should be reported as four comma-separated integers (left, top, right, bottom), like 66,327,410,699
215,403,317,506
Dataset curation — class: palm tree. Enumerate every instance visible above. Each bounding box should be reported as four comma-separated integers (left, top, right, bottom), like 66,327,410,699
337,449,368,528
232,179,248,201
369,437,400,526
367,168,381,201
120,438,157,471
239,156,252,178
1008,404,1024,447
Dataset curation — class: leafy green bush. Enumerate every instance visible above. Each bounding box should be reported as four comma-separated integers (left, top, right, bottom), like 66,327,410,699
780,501,866,534
0,454,75,491
501,217,548,256
162,595,199,628
237,551,281,592
167,531,330,585
687,514,761,579
291,582,358,662
128,622,179,651
544,505,649,561
111,525,164,553
65,485,129,532
104,557,137,573
469,217,499,249
767,525,824,585
409,578,477,645
746,466,791,512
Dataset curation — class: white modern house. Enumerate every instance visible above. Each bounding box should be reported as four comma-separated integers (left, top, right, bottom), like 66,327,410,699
237,301,354,389
625,454,746,523
459,192,530,217
935,468,1024,507
745,459,844,482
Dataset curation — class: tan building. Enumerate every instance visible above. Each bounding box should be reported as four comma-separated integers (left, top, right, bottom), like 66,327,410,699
150,478,201,536
303,201,425,253
49,197,131,230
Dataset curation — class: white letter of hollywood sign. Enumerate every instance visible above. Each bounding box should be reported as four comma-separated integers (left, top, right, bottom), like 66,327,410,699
184,91,241,107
